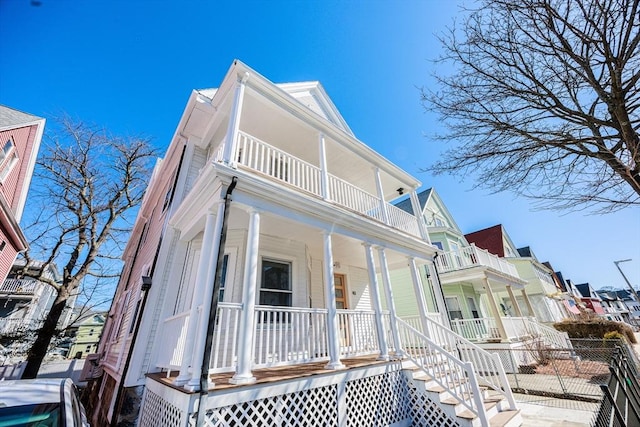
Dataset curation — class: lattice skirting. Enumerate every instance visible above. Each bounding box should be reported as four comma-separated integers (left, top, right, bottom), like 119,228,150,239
139,365,460,426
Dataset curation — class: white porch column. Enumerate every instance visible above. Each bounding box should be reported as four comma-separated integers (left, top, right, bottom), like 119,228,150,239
175,208,221,386
506,285,523,317
222,72,249,165
427,262,451,330
323,232,345,370
521,289,535,317
373,167,389,224
319,133,330,201
483,278,508,341
230,208,261,384
184,202,226,390
363,243,389,361
377,247,403,356
408,257,431,337
409,190,430,243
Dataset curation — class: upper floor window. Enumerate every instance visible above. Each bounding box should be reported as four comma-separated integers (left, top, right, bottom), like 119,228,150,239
0,137,18,181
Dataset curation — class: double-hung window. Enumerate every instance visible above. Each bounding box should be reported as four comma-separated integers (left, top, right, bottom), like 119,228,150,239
259,259,292,307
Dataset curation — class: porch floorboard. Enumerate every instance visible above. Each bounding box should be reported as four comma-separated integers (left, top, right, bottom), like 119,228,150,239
148,355,392,394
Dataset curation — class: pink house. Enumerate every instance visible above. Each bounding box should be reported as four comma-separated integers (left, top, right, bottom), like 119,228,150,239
0,106,44,282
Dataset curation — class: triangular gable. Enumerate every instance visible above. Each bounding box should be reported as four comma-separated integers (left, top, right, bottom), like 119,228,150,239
277,82,354,137
421,189,463,233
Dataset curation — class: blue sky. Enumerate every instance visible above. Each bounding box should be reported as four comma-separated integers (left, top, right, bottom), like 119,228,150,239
1,0,638,294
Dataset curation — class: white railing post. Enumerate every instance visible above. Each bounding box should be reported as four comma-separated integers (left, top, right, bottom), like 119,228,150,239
493,353,517,409
318,133,330,201
230,208,261,384
378,247,403,356
222,72,249,166
363,243,389,360
373,167,389,224
408,257,431,338
466,361,490,426
323,231,345,370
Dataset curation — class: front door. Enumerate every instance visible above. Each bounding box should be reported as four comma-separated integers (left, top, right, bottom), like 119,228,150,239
334,274,348,309
334,274,349,347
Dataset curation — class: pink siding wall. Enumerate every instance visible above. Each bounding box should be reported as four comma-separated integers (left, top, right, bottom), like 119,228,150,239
0,227,18,281
0,124,38,214
101,143,185,382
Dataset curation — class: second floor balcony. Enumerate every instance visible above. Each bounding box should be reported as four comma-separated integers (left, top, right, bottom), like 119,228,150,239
434,244,520,279
213,130,424,239
0,278,39,296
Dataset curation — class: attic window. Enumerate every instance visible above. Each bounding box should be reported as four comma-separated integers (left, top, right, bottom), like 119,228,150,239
0,137,18,182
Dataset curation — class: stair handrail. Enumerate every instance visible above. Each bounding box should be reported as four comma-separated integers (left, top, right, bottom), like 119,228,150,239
396,318,489,426
418,314,517,410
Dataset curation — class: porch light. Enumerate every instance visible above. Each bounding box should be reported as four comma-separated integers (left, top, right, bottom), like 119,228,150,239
141,275,153,291
397,188,404,195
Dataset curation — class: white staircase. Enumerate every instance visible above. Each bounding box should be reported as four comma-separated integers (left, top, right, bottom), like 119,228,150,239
395,318,522,427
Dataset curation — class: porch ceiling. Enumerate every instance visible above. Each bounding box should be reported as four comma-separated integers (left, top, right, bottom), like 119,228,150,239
239,87,418,203
227,206,420,271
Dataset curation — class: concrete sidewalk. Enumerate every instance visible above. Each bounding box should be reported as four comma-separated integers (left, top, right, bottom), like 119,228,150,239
515,393,597,427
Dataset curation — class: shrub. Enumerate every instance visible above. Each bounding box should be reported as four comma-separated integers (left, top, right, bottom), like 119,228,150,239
553,318,636,343
603,331,625,341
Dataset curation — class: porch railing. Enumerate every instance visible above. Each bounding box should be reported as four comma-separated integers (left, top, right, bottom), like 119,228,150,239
396,319,490,426
435,245,519,278
451,316,571,348
337,309,379,357
0,278,39,295
253,305,328,368
407,316,517,412
229,131,421,238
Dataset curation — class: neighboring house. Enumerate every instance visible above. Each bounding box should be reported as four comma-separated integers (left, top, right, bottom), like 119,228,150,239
465,225,569,324
595,290,631,323
570,282,606,316
0,261,77,354
395,189,568,350
91,61,521,427
0,106,44,282
615,289,640,326
67,312,105,359
0,261,60,338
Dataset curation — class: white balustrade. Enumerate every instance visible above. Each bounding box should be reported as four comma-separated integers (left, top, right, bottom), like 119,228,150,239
213,131,424,239
209,303,242,372
450,318,500,341
253,306,329,368
0,278,38,294
435,245,520,278
337,309,379,357
235,132,322,196
157,311,191,370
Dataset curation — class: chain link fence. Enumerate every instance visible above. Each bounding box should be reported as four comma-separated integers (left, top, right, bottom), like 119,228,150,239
487,339,639,404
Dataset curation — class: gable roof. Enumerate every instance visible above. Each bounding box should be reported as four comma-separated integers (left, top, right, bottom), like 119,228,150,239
0,105,43,131
197,81,354,137
395,188,463,232
465,224,506,257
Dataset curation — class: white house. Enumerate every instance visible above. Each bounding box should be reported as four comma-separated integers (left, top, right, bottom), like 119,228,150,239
91,61,521,427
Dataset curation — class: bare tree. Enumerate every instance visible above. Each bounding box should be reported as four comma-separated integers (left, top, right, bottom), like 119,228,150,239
424,0,640,212
17,116,156,378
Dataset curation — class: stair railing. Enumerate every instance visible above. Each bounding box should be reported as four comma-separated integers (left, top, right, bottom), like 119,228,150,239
396,319,489,426
414,314,517,411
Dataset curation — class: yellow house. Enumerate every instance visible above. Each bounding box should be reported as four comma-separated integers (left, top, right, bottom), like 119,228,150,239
68,313,105,359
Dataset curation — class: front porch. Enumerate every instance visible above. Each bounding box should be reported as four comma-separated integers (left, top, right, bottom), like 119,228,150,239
450,316,571,349
158,304,399,378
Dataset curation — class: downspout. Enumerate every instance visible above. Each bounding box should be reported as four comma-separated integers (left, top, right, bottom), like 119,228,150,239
432,253,452,328
195,176,238,426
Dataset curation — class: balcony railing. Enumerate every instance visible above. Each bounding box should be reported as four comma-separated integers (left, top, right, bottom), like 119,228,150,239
158,304,386,374
0,278,39,295
225,131,422,238
435,244,519,278
451,316,570,347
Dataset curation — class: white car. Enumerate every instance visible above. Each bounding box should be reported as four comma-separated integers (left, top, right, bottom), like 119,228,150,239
0,378,90,426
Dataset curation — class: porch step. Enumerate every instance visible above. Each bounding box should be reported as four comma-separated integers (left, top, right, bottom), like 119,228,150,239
405,367,522,427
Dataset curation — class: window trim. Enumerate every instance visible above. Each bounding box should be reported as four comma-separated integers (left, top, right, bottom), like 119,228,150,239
258,257,293,307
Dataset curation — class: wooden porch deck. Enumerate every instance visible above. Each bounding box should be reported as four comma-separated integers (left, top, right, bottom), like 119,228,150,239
148,355,395,394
